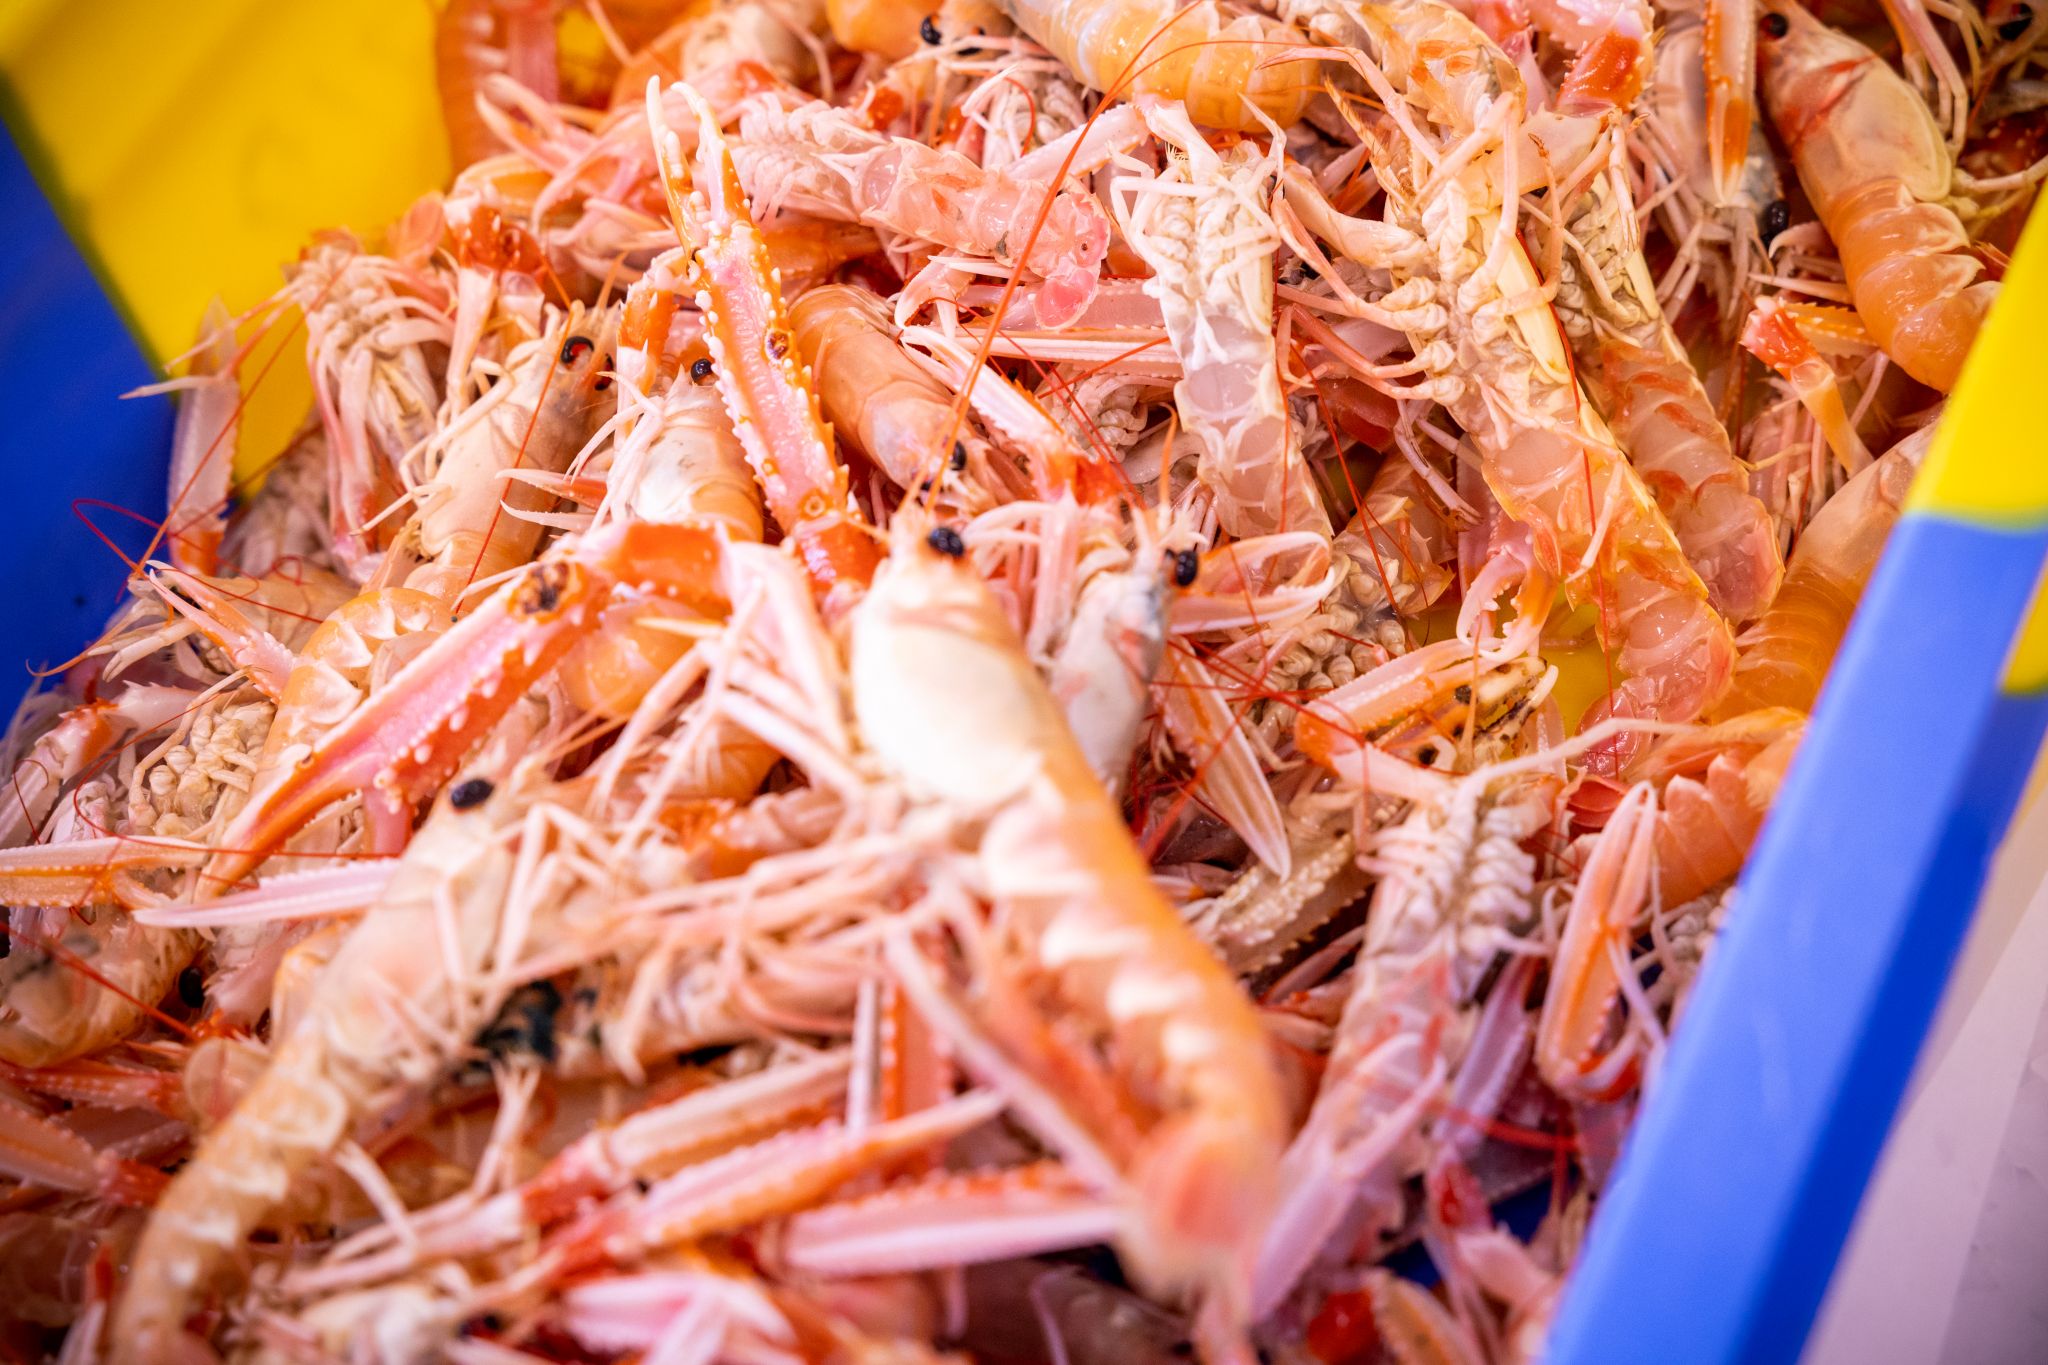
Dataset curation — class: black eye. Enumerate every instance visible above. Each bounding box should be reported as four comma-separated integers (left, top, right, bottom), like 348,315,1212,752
926,525,966,558
450,777,495,809
950,441,968,471
458,1311,507,1338
921,14,941,43
593,353,614,390
1170,547,1200,587
690,357,715,385
1761,11,1789,38
1761,199,1790,244
560,335,596,367
2000,4,2032,39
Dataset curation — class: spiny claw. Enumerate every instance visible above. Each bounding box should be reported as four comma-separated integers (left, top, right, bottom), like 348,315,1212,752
0,1089,169,1206
779,1162,1118,1276
2,1056,191,1118
620,267,683,388
1295,639,1544,782
0,836,207,908
203,522,732,888
1558,31,1651,116
1159,649,1289,877
1741,298,1873,473
1535,782,1658,1101
547,1093,1003,1274
1774,299,1874,352
149,566,298,701
1703,0,1757,205
162,298,241,578
0,686,195,848
650,81,881,614
503,465,613,509
282,1050,856,1298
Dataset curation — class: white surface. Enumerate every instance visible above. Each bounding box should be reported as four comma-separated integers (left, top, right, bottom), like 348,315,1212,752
1942,999,2048,1361
1804,779,2048,1365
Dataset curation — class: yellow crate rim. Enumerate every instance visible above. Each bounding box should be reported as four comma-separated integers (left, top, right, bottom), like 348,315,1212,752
0,0,449,482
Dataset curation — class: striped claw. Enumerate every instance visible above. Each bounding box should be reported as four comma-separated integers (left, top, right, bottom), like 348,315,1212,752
0,835,207,909
1703,0,1757,205
147,566,300,702
1741,298,1874,474
0,1087,169,1206
779,1162,1120,1276
1535,783,1658,1101
203,522,732,888
649,81,882,615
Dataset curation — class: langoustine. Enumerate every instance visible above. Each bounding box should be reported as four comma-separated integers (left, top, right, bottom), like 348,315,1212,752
0,0,2032,1359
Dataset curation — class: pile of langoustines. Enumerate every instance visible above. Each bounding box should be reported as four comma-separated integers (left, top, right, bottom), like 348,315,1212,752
1,0,2035,1359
